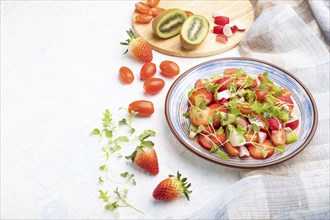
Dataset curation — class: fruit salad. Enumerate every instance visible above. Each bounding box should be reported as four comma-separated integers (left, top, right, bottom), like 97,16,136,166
184,68,300,160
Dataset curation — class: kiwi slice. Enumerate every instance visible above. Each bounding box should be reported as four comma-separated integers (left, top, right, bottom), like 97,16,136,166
285,128,298,144
152,9,188,39
180,15,209,50
220,112,236,126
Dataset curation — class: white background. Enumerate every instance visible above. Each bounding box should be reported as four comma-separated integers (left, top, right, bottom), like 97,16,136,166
1,1,242,219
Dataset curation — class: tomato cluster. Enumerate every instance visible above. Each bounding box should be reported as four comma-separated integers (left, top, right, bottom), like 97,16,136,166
119,60,180,117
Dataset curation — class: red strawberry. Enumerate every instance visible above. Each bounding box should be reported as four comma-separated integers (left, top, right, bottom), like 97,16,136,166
188,88,214,106
121,29,153,62
126,146,159,175
153,172,192,201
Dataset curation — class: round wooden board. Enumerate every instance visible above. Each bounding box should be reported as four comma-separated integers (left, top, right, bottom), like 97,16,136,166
132,0,254,58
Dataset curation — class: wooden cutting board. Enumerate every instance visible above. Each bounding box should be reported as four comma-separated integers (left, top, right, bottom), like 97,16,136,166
132,0,254,57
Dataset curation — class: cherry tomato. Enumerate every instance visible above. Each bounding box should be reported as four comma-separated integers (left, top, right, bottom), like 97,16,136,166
147,0,160,8
128,100,154,117
119,66,134,84
223,68,246,78
151,7,165,17
185,10,194,17
135,2,151,14
255,85,271,102
159,60,180,77
140,62,156,80
270,129,286,146
238,103,252,115
144,78,165,95
135,14,153,24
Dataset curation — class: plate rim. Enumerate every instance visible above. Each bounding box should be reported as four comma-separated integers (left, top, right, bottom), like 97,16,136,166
164,57,318,169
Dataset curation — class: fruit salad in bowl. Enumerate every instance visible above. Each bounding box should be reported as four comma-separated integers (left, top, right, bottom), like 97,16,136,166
185,68,300,160
165,58,317,168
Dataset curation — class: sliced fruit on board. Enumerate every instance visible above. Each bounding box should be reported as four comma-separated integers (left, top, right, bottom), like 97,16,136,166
152,9,188,39
216,34,228,43
214,16,230,25
180,15,210,50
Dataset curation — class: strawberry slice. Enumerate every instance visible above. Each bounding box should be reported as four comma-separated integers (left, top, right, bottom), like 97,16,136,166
189,106,214,126
189,88,214,106
153,172,192,201
248,139,275,159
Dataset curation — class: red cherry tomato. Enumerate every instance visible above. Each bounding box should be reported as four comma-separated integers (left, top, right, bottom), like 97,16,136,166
255,85,271,102
185,10,194,17
140,62,156,80
151,7,165,17
135,14,153,24
270,129,286,146
147,0,160,8
159,60,180,77
119,66,134,84
144,78,165,95
128,100,154,117
135,2,151,14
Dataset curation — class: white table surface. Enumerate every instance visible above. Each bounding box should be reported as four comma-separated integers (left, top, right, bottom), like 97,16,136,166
1,1,242,219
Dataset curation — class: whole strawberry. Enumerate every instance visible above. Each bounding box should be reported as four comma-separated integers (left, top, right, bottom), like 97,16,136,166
126,146,159,175
120,29,153,62
153,172,192,201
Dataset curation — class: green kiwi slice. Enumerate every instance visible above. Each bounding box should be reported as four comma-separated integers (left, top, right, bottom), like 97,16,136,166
152,9,188,39
180,15,209,50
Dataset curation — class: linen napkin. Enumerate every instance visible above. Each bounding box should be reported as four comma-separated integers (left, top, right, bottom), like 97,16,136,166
179,1,330,219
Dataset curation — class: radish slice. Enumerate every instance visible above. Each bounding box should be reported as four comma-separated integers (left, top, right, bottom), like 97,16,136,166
257,131,267,144
216,89,231,101
223,24,233,37
235,22,247,31
230,25,238,33
229,131,246,146
236,117,249,128
212,11,224,17
216,34,228,43
214,16,230,25
213,25,224,34
239,146,250,158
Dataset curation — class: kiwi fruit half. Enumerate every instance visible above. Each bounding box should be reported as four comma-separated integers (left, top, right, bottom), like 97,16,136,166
180,15,209,50
152,9,188,39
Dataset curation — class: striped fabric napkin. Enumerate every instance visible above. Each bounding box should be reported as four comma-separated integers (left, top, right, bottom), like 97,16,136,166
182,1,330,219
